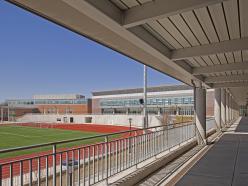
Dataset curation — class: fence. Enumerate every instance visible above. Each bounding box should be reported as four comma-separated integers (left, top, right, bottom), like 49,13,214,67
0,122,196,186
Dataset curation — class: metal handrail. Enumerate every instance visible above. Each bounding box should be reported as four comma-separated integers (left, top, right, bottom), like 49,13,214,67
0,122,193,154
0,121,196,186
0,123,195,167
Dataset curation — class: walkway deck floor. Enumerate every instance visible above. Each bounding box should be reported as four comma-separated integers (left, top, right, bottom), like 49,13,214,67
176,117,248,186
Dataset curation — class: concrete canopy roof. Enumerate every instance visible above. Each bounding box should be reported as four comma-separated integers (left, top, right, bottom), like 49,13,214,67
7,0,248,104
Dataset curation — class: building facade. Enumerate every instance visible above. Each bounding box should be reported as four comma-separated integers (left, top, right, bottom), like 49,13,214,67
0,105,39,122
92,85,214,116
0,86,215,122
1,94,92,121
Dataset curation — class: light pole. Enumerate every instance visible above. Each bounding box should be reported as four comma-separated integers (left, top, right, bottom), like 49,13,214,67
1,107,3,123
7,104,10,122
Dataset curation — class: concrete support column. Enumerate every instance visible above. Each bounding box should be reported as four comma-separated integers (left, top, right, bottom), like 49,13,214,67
221,89,226,127
233,100,235,119
233,102,235,119
234,101,237,119
236,103,239,118
229,97,232,121
237,103,239,118
234,100,236,119
234,102,236,119
235,103,237,118
214,88,221,130
195,87,206,144
226,91,229,124
228,94,232,124
237,104,238,117
237,103,240,118
229,96,232,121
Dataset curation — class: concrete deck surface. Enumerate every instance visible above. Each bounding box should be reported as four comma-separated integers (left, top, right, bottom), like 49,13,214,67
176,117,248,186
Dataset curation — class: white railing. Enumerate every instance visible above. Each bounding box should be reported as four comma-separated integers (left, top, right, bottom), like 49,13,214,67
0,122,196,186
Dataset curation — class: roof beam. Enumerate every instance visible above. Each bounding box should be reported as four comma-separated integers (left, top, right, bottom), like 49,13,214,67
205,74,248,83
193,62,248,75
212,82,248,88
123,0,227,28
60,0,208,87
171,37,248,60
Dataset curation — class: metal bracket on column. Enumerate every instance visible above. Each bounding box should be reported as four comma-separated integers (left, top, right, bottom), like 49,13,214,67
192,79,200,88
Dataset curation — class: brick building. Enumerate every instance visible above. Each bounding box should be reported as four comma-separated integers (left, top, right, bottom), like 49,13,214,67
1,94,92,121
0,105,39,121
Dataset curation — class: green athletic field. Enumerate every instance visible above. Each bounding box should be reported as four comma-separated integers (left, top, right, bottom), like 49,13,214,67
0,125,107,158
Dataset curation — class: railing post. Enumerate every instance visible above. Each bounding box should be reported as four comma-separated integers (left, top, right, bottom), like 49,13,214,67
53,144,57,186
29,160,32,186
77,149,81,186
105,136,109,184
10,163,13,186
19,162,23,186
0,124,198,186
0,164,2,186
134,131,138,168
167,125,169,150
154,128,157,157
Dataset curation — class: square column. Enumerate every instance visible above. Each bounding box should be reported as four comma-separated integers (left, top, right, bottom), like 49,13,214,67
221,89,226,127
226,91,229,124
230,98,232,121
233,99,236,120
195,87,206,144
229,95,232,121
214,88,221,129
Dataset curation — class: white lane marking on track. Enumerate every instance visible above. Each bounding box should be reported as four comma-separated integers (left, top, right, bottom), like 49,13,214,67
0,131,85,138
0,132,33,138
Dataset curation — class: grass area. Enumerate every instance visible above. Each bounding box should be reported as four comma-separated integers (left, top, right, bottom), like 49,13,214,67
0,125,114,158
175,115,193,123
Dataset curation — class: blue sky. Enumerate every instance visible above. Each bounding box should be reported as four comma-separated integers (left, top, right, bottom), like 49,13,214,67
0,1,180,102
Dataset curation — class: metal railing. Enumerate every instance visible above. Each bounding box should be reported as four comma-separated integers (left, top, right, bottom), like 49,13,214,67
0,122,196,186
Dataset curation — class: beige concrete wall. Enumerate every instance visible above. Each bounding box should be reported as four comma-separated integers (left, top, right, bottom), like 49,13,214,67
17,114,162,127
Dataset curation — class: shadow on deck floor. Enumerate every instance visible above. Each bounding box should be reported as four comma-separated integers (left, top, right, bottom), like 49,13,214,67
176,117,248,186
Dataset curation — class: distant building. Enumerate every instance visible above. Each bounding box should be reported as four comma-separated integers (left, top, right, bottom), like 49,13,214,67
92,84,214,116
0,85,215,122
1,94,92,121
30,94,91,115
0,103,39,122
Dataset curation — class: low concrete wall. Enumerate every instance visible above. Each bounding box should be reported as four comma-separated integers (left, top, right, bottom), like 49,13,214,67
111,140,198,186
206,128,217,138
17,114,162,127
